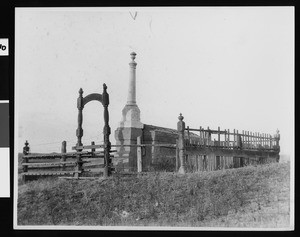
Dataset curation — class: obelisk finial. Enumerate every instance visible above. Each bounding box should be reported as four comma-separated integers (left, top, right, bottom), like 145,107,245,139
129,52,137,69
178,113,184,121
130,52,136,61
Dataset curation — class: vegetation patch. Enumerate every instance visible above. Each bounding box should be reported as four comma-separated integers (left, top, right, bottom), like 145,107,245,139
17,162,290,227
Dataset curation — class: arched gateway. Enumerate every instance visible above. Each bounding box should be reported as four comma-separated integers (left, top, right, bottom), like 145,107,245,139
75,83,112,177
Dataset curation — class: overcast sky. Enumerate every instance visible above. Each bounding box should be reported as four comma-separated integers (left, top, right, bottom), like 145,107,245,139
15,7,294,158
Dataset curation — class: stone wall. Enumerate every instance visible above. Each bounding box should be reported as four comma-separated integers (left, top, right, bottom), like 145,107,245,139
114,124,200,172
141,124,178,171
113,123,279,173
141,124,201,171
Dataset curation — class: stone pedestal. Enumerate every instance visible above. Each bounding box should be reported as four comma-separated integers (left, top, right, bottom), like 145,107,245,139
120,104,143,129
114,127,143,171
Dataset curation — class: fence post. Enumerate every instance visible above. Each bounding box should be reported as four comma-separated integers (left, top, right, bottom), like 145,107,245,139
259,133,262,148
237,130,239,148
91,141,95,157
22,141,30,181
22,140,30,169
275,129,280,150
177,113,186,174
207,126,211,146
137,136,142,173
233,129,236,147
275,130,280,162
74,153,83,179
187,126,190,145
224,129,227,148
237,131,242,149
199,126,201,145
175,139,179,172
242,130,244,147
247,131,250,148
218,126,220,146
61,141,67,171
202,128,206,146
228,129,230,148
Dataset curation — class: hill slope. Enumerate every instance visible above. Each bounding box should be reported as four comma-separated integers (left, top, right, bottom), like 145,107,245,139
17,162,290,228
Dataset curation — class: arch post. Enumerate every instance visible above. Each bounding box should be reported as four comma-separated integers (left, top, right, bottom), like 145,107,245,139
76,88,84,150
75,88,84,178
102,83,112,178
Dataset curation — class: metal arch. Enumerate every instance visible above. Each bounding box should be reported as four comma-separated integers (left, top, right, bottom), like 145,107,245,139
75,83,111,177
82,93,103,106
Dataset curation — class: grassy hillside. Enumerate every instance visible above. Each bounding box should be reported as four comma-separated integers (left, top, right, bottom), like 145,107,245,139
17,162,290,228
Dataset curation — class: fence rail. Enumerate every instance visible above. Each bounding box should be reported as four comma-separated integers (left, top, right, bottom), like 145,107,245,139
73,144,176,150
185,125,279,150
21,140,116,182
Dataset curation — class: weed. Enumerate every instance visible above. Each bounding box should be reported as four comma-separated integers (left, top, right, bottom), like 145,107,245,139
17,162,290,227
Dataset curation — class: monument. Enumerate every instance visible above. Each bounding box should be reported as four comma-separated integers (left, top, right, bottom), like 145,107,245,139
114,52,144,171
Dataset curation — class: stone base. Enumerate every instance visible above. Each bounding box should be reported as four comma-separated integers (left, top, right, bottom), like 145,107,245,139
178,166,186,174
114,126,143,172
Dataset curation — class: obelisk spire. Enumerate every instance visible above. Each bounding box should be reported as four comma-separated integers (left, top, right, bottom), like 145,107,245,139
127,52,137,105
118,52,143,129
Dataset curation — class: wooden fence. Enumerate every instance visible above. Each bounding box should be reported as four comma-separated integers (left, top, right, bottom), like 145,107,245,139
21,140,177,181
21,140,116,182
176,113,280,174
21,113,281,180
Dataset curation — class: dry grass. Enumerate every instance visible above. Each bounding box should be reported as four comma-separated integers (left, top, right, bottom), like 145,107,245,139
17,162,290,228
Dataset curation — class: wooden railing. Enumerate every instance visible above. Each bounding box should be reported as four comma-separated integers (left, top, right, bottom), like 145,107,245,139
185,126,280,150
176,114,280,174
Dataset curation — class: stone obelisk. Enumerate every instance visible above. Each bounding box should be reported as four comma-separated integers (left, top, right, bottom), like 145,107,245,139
114,52,144,171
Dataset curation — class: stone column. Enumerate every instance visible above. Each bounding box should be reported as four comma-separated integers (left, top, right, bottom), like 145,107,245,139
114,52,144,172
127,52,137,105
